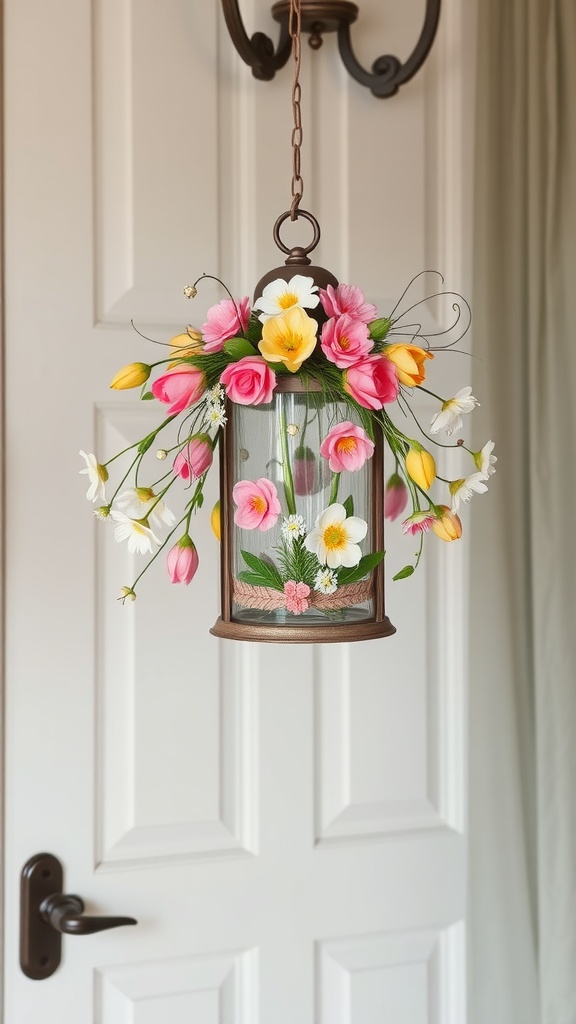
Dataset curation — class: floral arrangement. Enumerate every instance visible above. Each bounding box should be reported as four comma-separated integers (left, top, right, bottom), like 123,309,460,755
80,271,495,612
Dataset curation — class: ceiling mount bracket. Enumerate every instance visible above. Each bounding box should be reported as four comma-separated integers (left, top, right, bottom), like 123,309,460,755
221,0,441,97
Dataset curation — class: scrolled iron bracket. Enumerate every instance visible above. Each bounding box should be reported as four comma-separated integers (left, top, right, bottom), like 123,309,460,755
221,0,291,81
221,0,441,97
337,0,441,98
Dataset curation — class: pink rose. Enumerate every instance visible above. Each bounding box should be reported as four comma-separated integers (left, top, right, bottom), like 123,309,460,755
166,536,199,585
202,296,250,352
284,580,310,614
319,421,375,473
320,314,374,368
233,478,281,531
220,357,276,405
384,472,409,520
319,283,378,323
151,366,206,415
173,434,213,481
343,355,399,410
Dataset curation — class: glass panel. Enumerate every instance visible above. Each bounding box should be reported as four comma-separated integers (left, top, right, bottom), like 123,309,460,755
229,388,378,626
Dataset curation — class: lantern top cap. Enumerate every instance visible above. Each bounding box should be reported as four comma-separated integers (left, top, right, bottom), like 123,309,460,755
253,208,339,300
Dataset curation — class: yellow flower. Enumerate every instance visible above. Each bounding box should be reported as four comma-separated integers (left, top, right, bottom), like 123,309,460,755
110,362,151,390
168,328,204,367
384,344,433,387
210,500,221,541
431,505,462,541
406,446,436,490
258,306,317,373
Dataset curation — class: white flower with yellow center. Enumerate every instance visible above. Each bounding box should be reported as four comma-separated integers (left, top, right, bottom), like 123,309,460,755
206,403,227,428
281,514,307,542
449,472,489,512
474,440,497,476
79,450,108,502
430,387,479,436
253,274,320,323
304,503,367,569
115,487,175,530
110,511,160,555
314,568,339,595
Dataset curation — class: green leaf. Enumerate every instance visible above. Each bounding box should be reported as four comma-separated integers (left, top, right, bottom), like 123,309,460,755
140,391,155,401
223,337,256,360
245,314,263,344
342,495,354,517
137,435,154,454
369,317,392,342
237,570,284,592
240,550,284,590
338,551,385,585
392,564,415,581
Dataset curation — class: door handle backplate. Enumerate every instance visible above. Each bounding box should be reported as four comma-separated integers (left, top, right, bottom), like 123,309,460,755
20,853,137,980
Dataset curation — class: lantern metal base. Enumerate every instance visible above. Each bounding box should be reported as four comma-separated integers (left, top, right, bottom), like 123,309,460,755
210,617,396,644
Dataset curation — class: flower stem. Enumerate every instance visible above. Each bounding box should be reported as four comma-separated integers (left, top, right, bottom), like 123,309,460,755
278,405,297,516
329,472,340,504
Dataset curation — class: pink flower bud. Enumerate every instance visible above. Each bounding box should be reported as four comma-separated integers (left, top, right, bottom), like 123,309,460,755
173,434,213,481
384,472,408,521
166,535,199,585
151,366,206,415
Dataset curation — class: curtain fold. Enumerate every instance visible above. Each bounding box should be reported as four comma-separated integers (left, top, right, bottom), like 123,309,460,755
470,0,576,1021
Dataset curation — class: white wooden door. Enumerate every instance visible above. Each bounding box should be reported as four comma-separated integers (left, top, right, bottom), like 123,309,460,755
3,1,473,1021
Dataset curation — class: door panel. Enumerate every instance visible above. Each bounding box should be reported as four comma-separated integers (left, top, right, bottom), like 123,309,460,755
4,1,473,1021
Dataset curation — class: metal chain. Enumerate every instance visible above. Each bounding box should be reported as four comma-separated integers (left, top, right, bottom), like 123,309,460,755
289,0,303,220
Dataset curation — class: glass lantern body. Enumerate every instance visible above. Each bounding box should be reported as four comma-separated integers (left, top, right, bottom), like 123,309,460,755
211,377,395,643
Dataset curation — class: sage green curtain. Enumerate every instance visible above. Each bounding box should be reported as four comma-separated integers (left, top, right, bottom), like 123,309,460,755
470,1,576,1022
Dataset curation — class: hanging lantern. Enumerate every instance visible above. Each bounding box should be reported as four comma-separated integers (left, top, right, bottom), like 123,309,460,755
211,214,394,642
82,0,489,641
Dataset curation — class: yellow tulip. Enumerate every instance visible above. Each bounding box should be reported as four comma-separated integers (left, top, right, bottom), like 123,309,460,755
110,362,151,390
384,344,434,387
406,446,436,490
168,329,204,368
210,500,221,541
431,505,462,542
258,306,317,373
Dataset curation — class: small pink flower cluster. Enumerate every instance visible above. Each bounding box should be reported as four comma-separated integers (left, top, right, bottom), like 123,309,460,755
319,285,399,410
284,580,310,615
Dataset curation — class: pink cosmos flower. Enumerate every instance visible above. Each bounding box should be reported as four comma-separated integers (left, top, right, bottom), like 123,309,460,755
233,478,281,530
284,580,310,614
320,315,374,368
166,535,199,585
173,435,213,481
402,511,437,536
151,366,206,415
319,283,378,324
384,472,409,521
202,296,250,352
220,357,276,405
343,355,399,409
319,421,375,473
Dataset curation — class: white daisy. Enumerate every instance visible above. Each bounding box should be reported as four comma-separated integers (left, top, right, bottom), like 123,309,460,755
115,487,175,530
304,503,367,569
110,511,160,555
208,384,225,404
93,505,111,521
79,450,108,503
430,387,479,436
253,274,320,323
314,568,339,595
206,403,227,428
449,472,489,512
281,514,307,542
474,440,497,476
